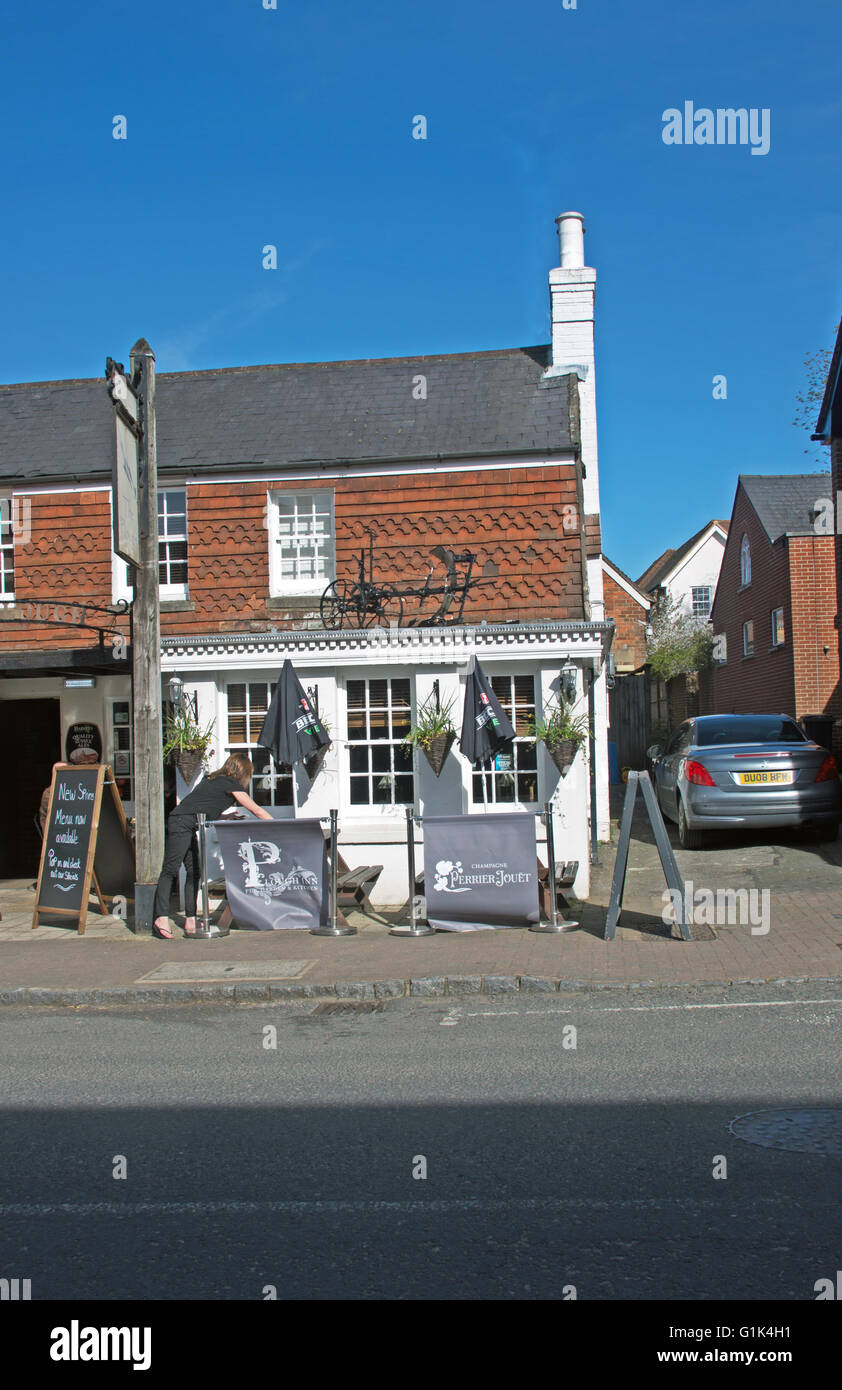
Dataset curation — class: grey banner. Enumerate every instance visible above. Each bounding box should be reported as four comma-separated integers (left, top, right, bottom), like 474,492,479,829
213,819,328,930
422,813,540,931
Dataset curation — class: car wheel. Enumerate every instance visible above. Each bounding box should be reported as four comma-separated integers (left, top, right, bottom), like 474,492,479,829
677,797,705,850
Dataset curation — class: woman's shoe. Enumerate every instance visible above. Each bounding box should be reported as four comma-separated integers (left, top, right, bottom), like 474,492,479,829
183,917,197,936
153,918,173,939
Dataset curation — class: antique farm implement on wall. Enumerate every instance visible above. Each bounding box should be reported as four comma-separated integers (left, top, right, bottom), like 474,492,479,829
320,532,487,629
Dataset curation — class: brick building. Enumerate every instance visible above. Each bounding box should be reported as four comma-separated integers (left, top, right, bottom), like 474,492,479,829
704,474,841,754
601,558,650,672
0,212,613,896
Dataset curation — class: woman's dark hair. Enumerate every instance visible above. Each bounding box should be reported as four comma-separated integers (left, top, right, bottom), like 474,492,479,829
207,753,253,787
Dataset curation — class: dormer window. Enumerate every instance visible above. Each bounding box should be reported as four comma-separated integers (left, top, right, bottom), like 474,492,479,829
740,534,751,586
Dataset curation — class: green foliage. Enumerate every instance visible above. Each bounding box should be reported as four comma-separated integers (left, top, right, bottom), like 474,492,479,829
792,327,839,466
162,706,216,760
402,693,458,751
529,697,590,751
646,593,714,681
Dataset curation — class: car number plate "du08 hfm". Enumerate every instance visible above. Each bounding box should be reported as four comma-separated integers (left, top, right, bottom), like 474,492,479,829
734,771,794,785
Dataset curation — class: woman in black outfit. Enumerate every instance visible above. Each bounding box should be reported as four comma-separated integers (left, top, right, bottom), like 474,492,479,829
153,752,275,938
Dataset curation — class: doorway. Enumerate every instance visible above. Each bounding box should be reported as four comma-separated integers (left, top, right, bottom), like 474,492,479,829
0,698,61,877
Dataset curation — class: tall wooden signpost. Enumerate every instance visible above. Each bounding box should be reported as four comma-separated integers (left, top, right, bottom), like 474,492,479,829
106,340,164,932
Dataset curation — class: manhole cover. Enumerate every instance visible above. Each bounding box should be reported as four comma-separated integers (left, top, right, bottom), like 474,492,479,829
729,1108,842,1156
138,960,315,983
311,1001,384,1016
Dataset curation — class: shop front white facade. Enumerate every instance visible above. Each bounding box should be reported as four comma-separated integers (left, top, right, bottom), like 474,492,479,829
162,619,612,904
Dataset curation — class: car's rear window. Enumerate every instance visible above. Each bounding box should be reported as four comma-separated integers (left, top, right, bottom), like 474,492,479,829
695,716,805,746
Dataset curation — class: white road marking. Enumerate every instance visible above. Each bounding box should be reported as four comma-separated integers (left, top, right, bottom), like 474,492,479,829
439,1008,462,1026
461,999,842,1018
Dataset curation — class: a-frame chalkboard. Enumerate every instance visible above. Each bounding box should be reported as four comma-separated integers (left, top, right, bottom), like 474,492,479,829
33,764,135,934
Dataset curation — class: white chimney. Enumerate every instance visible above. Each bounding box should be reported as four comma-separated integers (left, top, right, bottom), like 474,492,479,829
556,210,585,269
546,210,603,617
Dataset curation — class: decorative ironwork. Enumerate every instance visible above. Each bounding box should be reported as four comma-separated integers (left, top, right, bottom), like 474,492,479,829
320,532,487,629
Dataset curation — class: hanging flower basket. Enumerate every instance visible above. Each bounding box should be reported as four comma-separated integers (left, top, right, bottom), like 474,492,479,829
402,690,458,777
175,748,205,784
422,730,456,777
548,739,578,777
529,697,590,779
163,707,215,786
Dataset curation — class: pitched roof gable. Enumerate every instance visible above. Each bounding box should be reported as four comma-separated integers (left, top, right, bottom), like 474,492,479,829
738,473,832,542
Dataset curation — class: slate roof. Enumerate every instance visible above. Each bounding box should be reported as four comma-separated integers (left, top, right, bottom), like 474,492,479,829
636,519,729,594
0,345,577,484
739,473,832,542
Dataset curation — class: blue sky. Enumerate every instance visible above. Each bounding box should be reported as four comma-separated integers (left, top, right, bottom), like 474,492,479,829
1,0,839,581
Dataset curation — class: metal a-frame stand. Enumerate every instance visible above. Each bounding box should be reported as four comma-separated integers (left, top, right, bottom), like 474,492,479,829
604,771,691,941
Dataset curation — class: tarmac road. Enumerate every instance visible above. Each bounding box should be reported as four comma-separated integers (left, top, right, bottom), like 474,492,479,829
1,980,841,1301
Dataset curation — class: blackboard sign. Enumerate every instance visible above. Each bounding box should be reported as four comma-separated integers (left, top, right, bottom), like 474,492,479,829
33,765,135,934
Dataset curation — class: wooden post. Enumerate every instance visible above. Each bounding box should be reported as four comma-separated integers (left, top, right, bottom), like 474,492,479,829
129,338,164,932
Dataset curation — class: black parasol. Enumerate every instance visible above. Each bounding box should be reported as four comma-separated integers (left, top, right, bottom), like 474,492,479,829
459,656,515,765
257,661,331,778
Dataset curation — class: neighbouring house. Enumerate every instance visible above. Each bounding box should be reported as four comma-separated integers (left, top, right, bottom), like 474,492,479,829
702,473,841,756
636,518,729,621
814,318,842,676
0,212,613,897
601,558,650,673
636,518,729,742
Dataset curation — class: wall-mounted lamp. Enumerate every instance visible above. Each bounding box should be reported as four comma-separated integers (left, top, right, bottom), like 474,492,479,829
168,673,198,720
560,662,578,703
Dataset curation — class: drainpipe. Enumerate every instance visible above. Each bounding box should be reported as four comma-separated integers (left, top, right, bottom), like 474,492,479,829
587,660,600,865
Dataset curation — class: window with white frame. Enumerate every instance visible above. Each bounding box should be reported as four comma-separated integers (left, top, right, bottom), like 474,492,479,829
157,489,188,597
347,677,413,806
109,699,133,802
771,607,784,647
740,534,751,586
691,586,712,618
471,674,538,805
227,681,294,807
742,620,754,657
113,487,188,601
267,490,334,595
0,498,15,601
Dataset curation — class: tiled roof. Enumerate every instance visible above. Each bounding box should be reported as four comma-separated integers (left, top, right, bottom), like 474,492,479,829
738,473,832,541
0,345,577,483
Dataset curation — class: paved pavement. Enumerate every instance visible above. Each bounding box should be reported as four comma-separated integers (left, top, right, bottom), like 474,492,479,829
3,791,841,1004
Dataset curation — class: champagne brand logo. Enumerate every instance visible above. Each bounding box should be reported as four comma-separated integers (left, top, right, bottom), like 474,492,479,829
434,859,531,894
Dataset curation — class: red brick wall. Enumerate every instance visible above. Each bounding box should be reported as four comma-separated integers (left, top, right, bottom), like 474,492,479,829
832,438,842,672
602,568,648,670
0,465,588,651
0,491,131,653
706,486,796,716
789,533,841,720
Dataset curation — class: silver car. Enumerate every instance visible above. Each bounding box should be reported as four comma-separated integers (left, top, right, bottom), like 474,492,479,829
648,713,842,849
